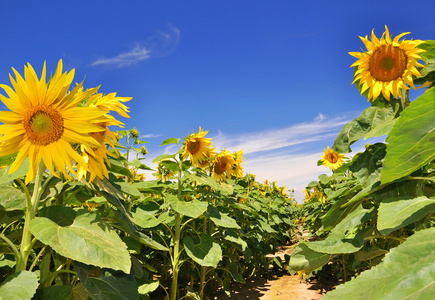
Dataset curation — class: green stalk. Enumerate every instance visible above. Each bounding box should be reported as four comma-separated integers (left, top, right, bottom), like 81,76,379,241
170,158,184,300
199,217,208,299
16,162,45,271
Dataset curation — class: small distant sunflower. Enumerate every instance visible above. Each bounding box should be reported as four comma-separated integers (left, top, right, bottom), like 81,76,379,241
156,159,176,182
0,60,108,183
182,127,214,167
321,147,345,171
212,149,235,182
231,149,244,178
349,25,426,101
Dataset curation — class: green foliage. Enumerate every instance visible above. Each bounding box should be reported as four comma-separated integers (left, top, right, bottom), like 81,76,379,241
29,208,131,273
183,234,222,268
298,38,435,298
332,105,398,153
323,227,435,300
381,87,435,184
0,271,38,300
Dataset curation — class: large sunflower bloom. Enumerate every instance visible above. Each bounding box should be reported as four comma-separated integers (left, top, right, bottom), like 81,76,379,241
349,25,426,101
0,60,108,183
182,127,214,167
76,90,131,182
231,149,244,178
320,147,345,171
212,149,235,182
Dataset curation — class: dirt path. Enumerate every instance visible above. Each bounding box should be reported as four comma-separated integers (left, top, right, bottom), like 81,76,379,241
211,275,324,300
211,243,326,300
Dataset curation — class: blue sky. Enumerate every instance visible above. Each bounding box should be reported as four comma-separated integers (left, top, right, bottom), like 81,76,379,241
0,1,434,201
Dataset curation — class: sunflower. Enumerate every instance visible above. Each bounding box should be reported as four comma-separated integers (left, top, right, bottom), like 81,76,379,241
0,60,109,183
76,90,131,182
212,149,235,182
182,127,214,167
231,149,244,178
321,147,345,170
156,159,176,182
349,25,426,101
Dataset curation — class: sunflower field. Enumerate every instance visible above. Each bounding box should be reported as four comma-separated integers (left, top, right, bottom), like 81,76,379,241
0,26,434,300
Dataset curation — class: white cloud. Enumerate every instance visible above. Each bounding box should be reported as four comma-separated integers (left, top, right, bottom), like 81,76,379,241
139,133,162,139
210,113,353,155
90,24,180,68
90,45,151,68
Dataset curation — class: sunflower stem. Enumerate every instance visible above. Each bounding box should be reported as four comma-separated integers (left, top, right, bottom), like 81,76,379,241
399,88,410,111
16,161,45,272
170,157,184,300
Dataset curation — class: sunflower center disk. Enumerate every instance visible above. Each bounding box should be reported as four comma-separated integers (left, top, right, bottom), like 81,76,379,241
327,153,338,164
188,141,199,154
215,160,227,174
369,45,408,82
24,106,64,146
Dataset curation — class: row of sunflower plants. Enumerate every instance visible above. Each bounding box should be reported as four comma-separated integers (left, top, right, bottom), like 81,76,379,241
0,60,300,299
287,26,435,299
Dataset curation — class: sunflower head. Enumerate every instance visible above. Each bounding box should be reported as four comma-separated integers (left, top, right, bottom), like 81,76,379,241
156,159,176,182
231,149,244,178
349,25,426,101
212,149,236,182
321,147,345,171
74,89,132,182
182,127,214,167
0,60,110,183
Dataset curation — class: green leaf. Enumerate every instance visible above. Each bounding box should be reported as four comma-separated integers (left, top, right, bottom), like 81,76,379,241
228,262,245,283
288,243,332,274
89,177,134,222
378,196,435,235
74,262,139,300
30,208,131,273
364,118,397,140
0,271,38,300
138,281,159,295
152,153,176,163
257,219,276,233
183,234,222,267
333,105,398,153
355,245,388,262
160,138,180,146
323,227,435,300
206,207,240,229
345,143,386,205
223,229,247,250
107,158,133,178
0,185,27,210
184,173,233,195
132,208,161,228
113,181,142,198
306,205,372,254
166,194,208,218
33,286,71,300
381,87,435,184
0,158,30,185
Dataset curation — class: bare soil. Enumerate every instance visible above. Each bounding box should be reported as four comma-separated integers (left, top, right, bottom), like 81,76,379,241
210,275,325,300
210,243,330,300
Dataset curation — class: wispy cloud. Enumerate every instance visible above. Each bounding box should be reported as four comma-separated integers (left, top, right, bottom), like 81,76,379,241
90,24,180,68
140,133,163,139
210,113,353,155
